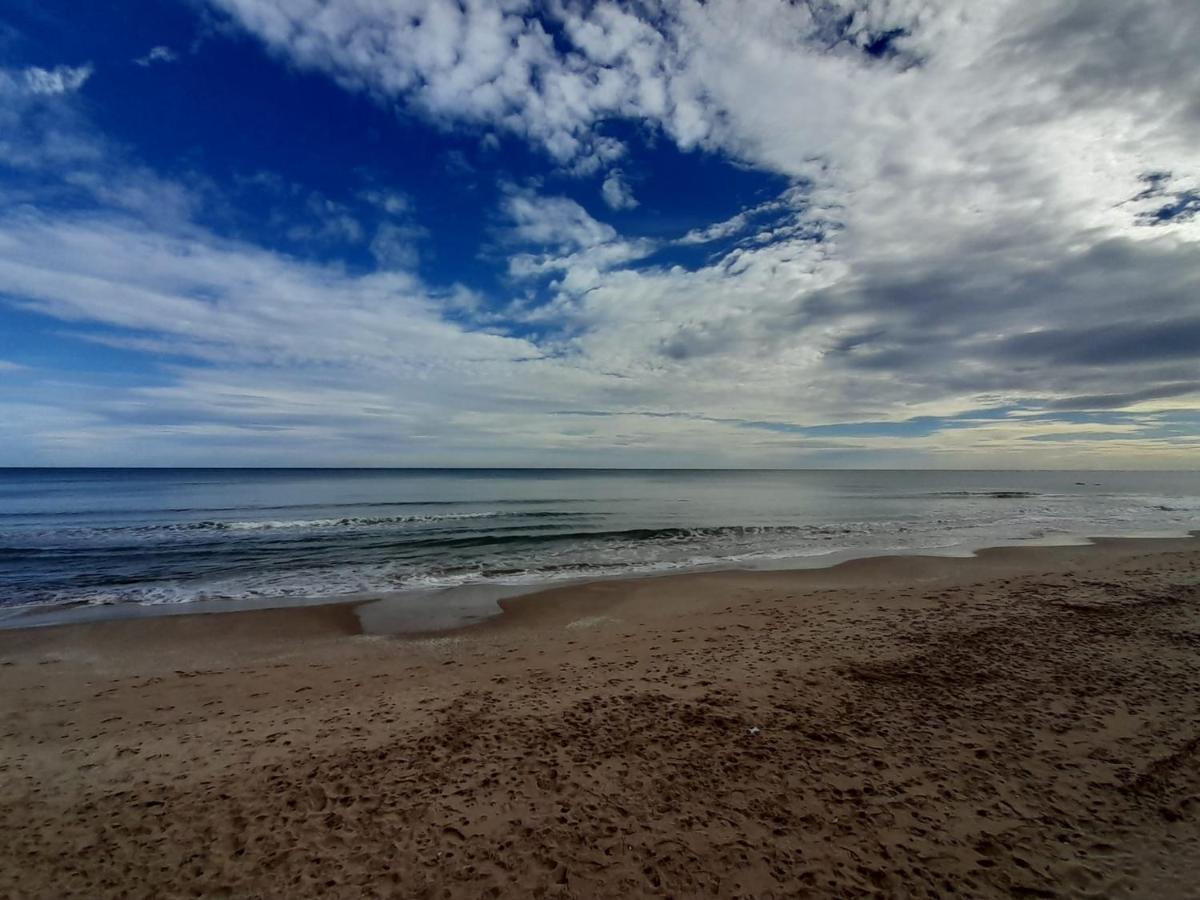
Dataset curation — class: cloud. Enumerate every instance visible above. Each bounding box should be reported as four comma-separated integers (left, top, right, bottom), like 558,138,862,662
1000,317,1200,368
0,62,110,176
0,64,99,171
0,208,517,369
202,0,699,169
360,189,411,216
676,187,808,245
284,193,364,245
676,209,756,246
1043,383,1200,412
500,190,622,252
497,188,656,297
0,206,698,465
600,169,638,210
2,1,1199,465
18,64,93,96
369,221,424,270
134,46,178,67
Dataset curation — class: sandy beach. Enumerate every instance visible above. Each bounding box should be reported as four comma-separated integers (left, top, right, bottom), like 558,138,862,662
1,536,1198,898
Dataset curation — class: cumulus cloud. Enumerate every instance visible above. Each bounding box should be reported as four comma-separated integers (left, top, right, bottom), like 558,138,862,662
600,170,638,210
498,188,656,297
202,0,698,168
501,190,624,253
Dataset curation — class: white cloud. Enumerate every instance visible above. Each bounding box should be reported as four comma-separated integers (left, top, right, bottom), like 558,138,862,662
19,64,93,96
498,189,656,296
203,0,693,169
2,1,1199,465
134,46,178,67
201,0,1200,251
600,169,638,210
676,188,807,245
360,189,411,216
0,209,525,370
0,63,110,176
501,190,622,251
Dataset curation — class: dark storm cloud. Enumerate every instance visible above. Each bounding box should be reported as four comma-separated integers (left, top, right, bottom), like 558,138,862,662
1000,319,1200,367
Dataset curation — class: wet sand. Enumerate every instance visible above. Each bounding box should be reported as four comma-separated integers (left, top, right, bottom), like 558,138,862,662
1,536,1198,898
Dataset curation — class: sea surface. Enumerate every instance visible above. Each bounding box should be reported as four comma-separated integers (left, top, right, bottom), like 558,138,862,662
1,469,1197,622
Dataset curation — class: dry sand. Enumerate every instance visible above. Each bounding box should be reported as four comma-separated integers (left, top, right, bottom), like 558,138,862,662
0,536,1198,898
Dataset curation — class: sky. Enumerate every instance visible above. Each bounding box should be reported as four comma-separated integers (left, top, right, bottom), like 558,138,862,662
0,0,1198,468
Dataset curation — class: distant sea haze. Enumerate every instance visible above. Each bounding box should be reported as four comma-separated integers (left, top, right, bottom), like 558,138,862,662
0,469,1197,613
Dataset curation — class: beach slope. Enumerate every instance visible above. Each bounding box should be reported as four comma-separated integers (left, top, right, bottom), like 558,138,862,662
1,537,1198,898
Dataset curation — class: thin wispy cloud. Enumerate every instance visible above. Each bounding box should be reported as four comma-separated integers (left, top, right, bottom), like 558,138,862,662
134,46,178,67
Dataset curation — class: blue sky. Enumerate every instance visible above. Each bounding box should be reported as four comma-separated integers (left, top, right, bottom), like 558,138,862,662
1,0,1198,467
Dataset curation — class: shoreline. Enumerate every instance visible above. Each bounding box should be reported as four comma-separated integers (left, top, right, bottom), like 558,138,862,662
3,527,1197,637
1,531,1198,896
0,530,1196,668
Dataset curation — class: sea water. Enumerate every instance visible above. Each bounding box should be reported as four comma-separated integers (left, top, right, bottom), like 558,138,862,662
0,468,1196,621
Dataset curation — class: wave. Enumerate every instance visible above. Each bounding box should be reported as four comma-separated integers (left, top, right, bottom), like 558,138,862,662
1142,499,1200,512
7,504,1197,612
0,498,596,520
15,510,591,537
931,490,1040,499
5,516,891,546
0,521,909,574
320,522,903,554
212,511,577,531
14,525,879,608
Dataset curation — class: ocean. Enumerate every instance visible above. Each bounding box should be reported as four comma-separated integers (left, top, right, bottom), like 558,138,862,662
1,468,1197,627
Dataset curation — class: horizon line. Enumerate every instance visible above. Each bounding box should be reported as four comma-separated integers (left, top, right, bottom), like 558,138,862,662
2,466,1198,473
